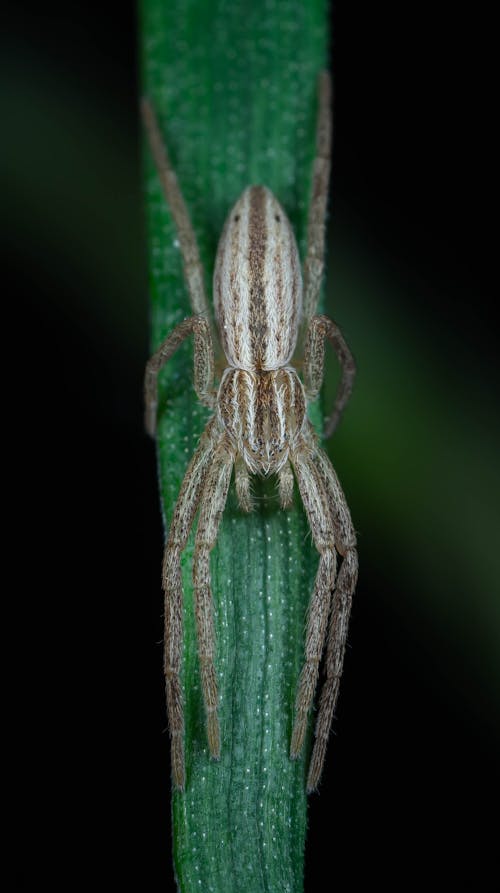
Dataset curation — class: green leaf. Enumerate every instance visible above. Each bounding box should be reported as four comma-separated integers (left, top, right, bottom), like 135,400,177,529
140,1,328,890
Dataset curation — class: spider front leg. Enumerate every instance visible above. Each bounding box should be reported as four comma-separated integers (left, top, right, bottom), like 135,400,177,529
302,70,332,324
298,73,355,438
304,314,356,439
142,98,212,322
161,419,219,789
192,438,235,760
289,445,338,760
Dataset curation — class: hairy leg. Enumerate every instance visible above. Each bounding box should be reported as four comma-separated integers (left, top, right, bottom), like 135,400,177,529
162,419,220,789
141,98,212,322
144,315,215,437
306,439,358,791
303,314,356,438
192,439,235,759
289,443,338,758
306,424,356,550
302,70,333,325
307,548,357,792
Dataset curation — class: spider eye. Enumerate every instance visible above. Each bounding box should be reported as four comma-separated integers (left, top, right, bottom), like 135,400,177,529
234,214,240,222
275,214,281,222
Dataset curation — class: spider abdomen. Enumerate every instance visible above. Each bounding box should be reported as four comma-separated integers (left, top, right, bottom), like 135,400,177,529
213,185,303,372
217,366,306,475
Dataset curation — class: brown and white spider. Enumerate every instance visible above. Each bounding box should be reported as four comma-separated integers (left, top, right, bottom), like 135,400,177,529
143,72,358,793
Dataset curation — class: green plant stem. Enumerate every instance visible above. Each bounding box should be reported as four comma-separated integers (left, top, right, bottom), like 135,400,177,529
140,1,328,890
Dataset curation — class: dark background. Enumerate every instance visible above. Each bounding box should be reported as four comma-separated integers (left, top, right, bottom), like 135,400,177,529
4,2,498,889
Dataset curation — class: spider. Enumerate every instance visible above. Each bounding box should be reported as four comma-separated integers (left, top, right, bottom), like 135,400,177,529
143,71,358,793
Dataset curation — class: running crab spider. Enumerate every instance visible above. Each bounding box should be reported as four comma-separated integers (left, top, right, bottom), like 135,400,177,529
143,71,358,792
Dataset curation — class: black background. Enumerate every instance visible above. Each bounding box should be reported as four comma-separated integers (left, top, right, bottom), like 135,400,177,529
5,2,497,889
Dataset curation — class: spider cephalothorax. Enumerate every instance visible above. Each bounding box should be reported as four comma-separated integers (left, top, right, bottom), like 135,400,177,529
143,72,358,793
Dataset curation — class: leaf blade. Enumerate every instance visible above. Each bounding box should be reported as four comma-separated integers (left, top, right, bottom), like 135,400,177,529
140,2,328,890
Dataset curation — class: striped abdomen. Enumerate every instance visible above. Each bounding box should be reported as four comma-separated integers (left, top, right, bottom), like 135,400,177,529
218,367,306,475
213,185,302,371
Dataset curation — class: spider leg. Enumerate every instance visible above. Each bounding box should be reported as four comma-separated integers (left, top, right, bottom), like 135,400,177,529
306,435,358,792
162,418,219,789
289,442,338,759
141,98,212,323
144,315,216,437
302,70,332,325
192,438,235,760
303,314,356,439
